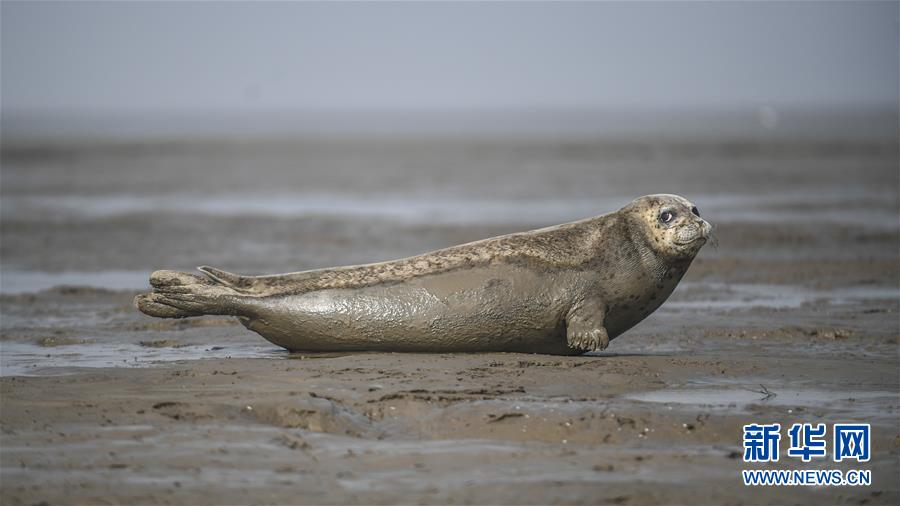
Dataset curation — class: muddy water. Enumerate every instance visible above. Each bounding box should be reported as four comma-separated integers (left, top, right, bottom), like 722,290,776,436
1,137,898,504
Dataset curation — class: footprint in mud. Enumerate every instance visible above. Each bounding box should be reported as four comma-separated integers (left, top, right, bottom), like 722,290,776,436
34,336,90,347
139,340,189,348
486,412,525,423
151,401,220,422
273,433,312,451
251,396,376,437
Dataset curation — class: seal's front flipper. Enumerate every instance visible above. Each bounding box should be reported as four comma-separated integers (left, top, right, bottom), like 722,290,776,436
566,299,609,352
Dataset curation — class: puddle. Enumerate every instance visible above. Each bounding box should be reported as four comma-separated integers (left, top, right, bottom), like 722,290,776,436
0,341,283,376
0,270,150,294
625,383,898,421
2,193,620,226
1,421,723,499
666,282,899,311
3,189,897,228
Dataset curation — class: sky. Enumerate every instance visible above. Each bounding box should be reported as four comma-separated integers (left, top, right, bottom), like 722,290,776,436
2,1,897,115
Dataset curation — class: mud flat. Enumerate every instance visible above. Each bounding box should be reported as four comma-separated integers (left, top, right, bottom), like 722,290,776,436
1,137,898,504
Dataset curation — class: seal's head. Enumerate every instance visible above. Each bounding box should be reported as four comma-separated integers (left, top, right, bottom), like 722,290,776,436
623,194,712,260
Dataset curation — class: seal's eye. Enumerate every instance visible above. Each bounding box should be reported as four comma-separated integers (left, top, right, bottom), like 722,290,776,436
691,206,700,217
659,211,675,224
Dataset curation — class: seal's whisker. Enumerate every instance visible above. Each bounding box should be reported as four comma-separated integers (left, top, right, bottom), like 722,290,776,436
708,225,719,250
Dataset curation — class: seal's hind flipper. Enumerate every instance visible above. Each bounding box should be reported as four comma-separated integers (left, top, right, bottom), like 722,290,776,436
150,269,209,287
134,293,202,319
136,283,245,318
198,266,248,288
137,268,252,319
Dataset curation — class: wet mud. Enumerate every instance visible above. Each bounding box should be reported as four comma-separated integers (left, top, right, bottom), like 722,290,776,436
1,137,898,504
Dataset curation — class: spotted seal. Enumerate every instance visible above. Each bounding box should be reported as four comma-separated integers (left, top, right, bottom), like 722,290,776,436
135,194,711,355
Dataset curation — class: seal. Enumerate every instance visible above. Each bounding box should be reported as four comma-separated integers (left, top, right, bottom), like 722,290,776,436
135,194,711,355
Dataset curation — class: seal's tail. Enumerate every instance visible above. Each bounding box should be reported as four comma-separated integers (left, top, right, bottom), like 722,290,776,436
134,269,247,319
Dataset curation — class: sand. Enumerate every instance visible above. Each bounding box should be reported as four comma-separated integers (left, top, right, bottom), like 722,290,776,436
1,136,898,504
